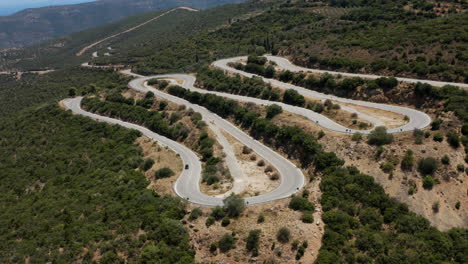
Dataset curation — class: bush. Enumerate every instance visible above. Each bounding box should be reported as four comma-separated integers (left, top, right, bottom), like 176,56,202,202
401,150,414,171
221,217,231,227
277,227,291,243
455,201,461,210
422,175,435,190
367,126,393,146
223,194,245,218
211,206,225,220
246,229,261,253
209,242,217,253
413,129,424,144
431,119,443,130
189,208,202,221
155,167,175,179
433,132,444,142
462,123,468,136
380,162,395,173
441,155,450,165
446,131,460,148
141,159,154,171
242,146,252,154
292,240,300,250
432,201,440,213
457,164,465,172
257,213,265,223
301,211,314,223
218,234,236,253
352,132,363,142
266,104,283,119
418,157,438,175
289,196,315,212
205,216,215,227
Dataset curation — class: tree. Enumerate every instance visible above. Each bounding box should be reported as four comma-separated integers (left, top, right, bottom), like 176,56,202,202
218,234,236,252
155,167,175,179
266,104,283,119
223,194,245,218
277,227,291,243
367,126,393,146
418,157,438,175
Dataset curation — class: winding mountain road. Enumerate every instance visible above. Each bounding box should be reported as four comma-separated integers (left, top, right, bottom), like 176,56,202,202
73,54,444,205
213,56,433,134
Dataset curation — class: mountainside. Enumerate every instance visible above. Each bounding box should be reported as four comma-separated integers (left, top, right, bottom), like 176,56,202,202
0,0,467,263
0,0,245,49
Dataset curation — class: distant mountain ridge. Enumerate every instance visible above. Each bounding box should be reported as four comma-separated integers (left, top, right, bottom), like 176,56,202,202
0,0,245,49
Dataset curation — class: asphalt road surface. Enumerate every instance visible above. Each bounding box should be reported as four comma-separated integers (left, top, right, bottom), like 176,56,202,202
213,56,433,134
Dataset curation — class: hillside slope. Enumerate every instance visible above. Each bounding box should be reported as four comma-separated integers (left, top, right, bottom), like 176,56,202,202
0,0,245,49
0,0,269,71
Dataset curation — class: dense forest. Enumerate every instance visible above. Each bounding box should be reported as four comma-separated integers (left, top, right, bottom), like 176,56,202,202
0,105,194,263
0,67,129,119
132,0,467,82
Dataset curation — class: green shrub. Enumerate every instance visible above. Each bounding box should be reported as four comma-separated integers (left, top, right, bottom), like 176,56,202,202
205,216,215,227
462,123,468,136
431,119,443,130
418,157,438,175
289,196,315,212
441,155,450,165
218,234,236,253
189,208,203,221
292,240,300,250
266,104,283,119
257,213,265,223
401,150,414,171
223,194,245,218
381,162,395,173
367,126,393,146
141,159,155,171
422,175,435,190
446,131,460,148
277,227,291,243
155,167,175,179
457,164,465,172
352,132,363,142
455,201,461,210
211,206,225,220
246,229,261,253
209,242,218,253
433,132,444,142
221,217,231,227
301,211,314,223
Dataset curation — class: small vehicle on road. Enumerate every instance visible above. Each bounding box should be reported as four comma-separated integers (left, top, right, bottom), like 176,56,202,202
185,164,189,170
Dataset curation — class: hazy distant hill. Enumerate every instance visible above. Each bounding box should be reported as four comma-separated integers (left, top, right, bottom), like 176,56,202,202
0,0,245,49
